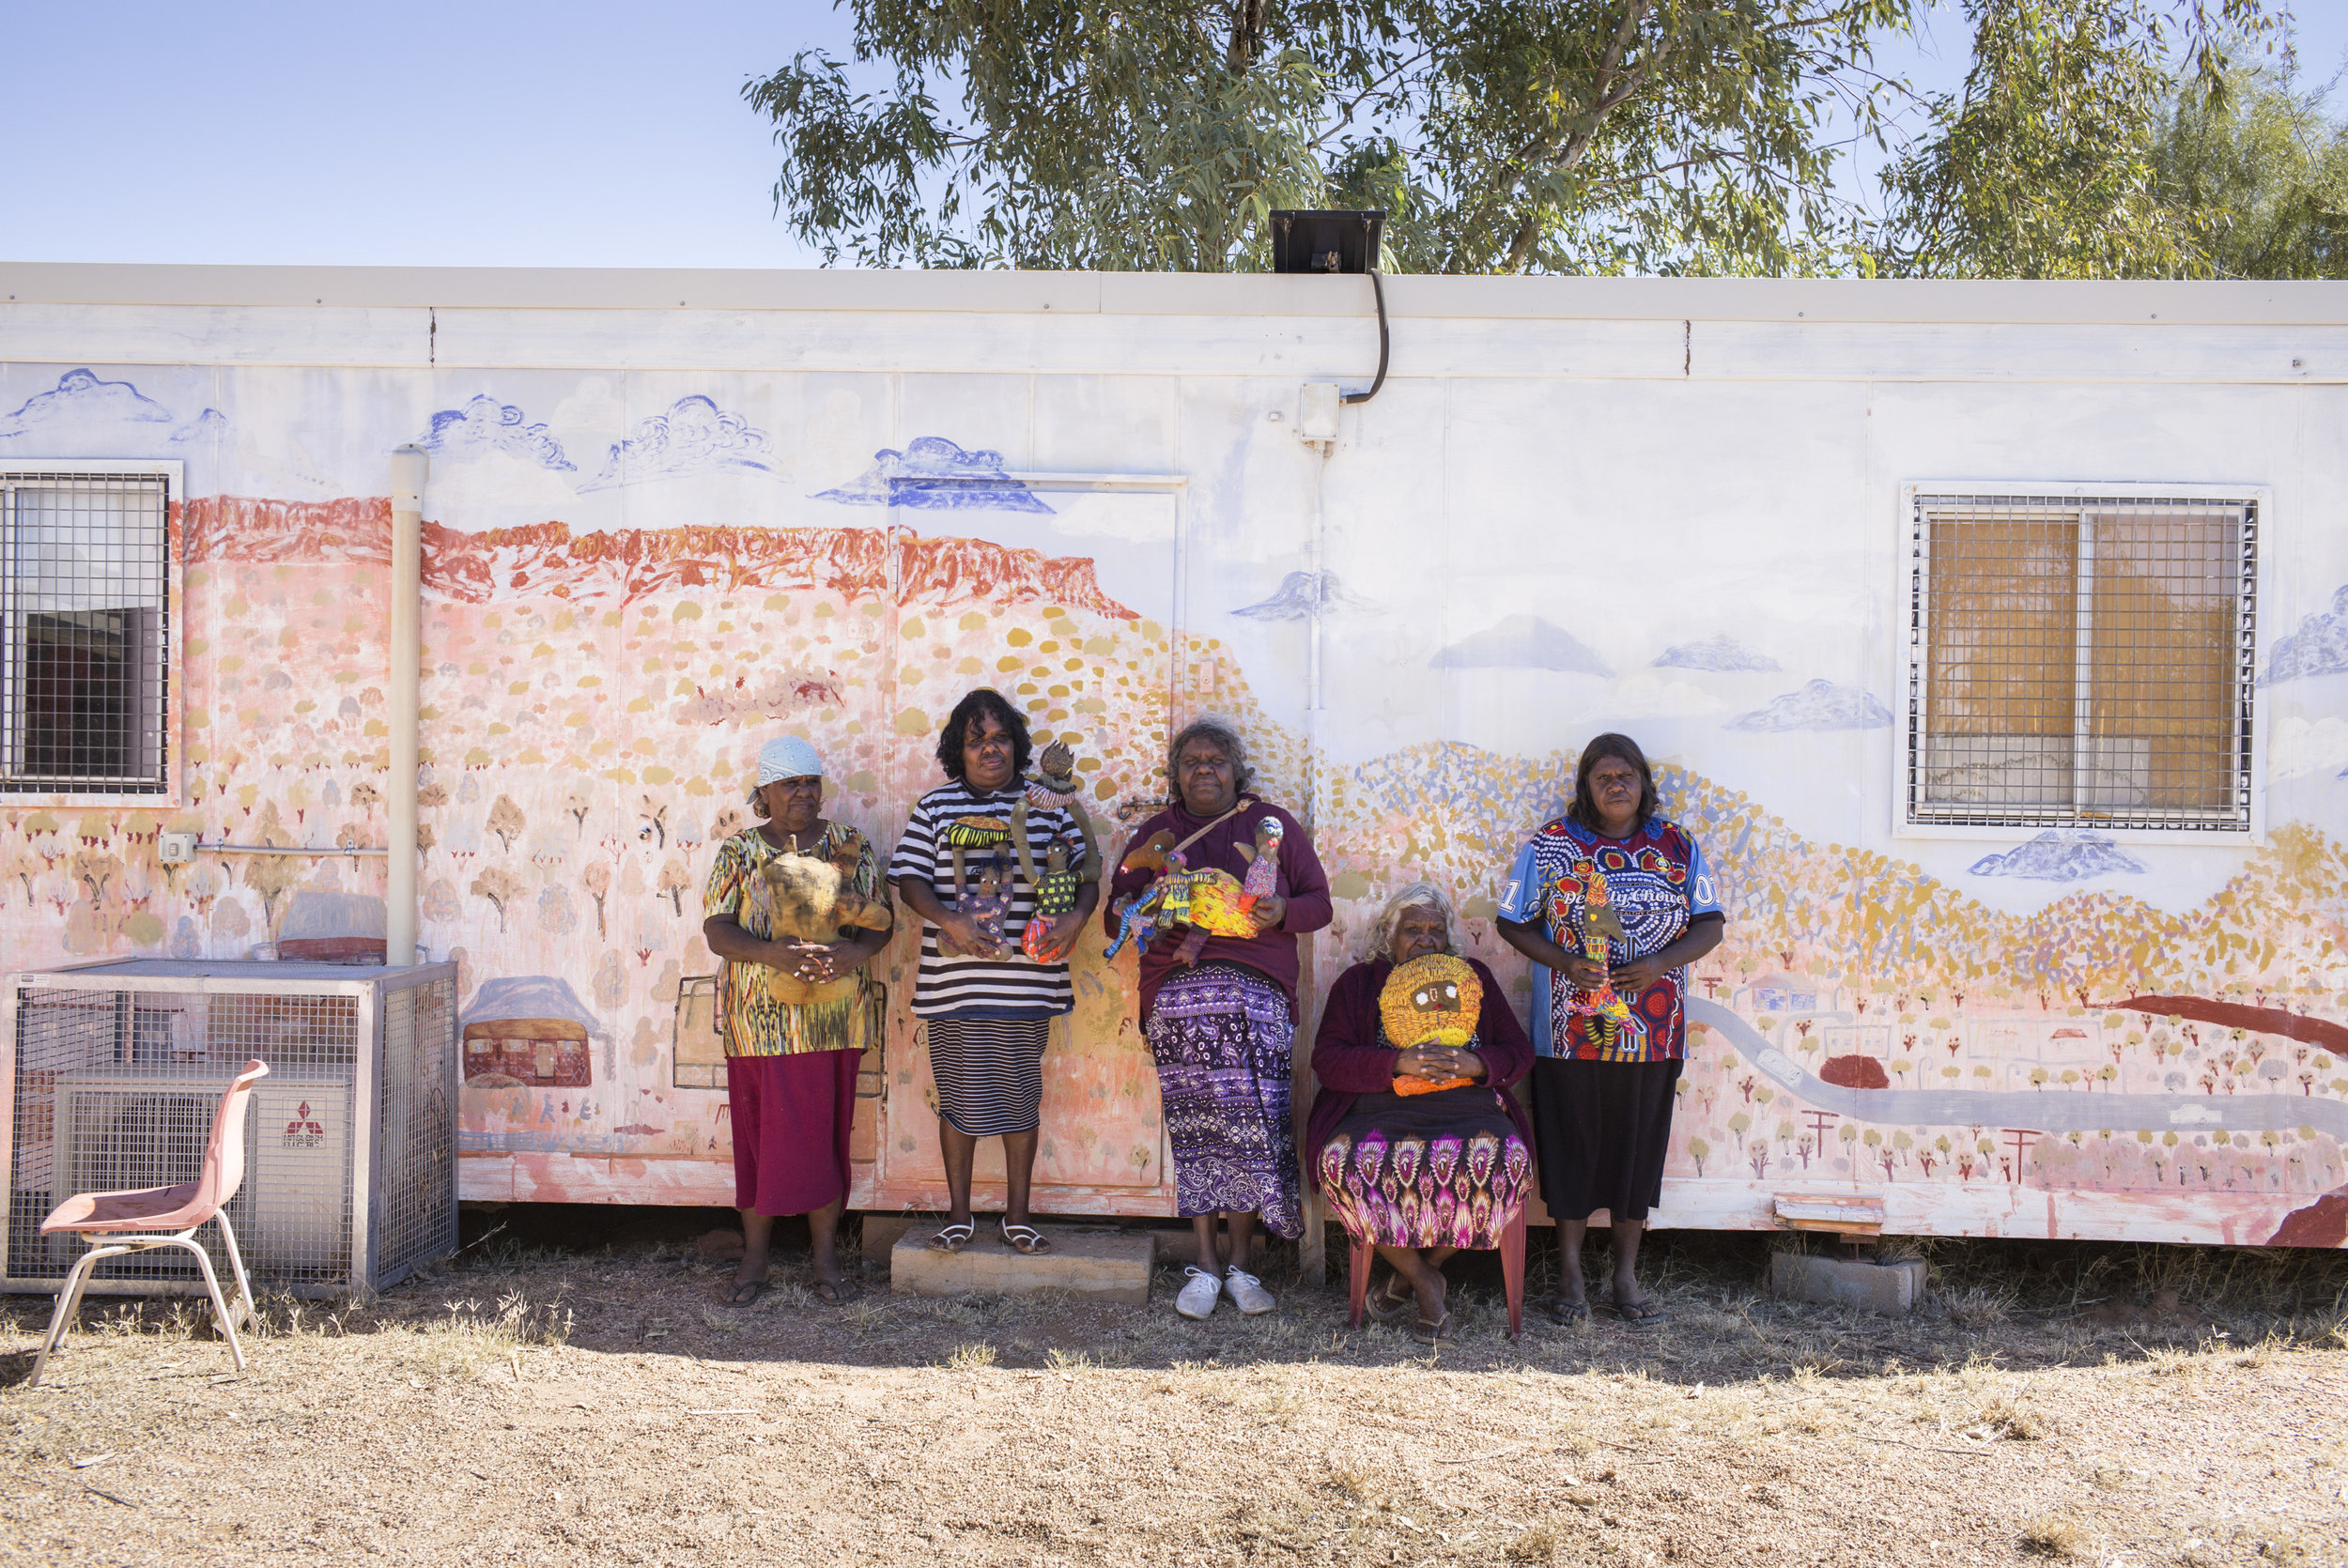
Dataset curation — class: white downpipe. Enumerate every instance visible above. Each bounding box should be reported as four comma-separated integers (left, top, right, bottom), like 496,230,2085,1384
386,445,426,966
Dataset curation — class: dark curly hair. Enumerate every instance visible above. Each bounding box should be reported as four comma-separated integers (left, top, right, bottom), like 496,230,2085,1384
936,687,1032,784
1567,732,1660,833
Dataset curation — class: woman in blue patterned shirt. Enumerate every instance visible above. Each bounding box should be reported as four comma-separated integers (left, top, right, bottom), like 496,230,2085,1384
1497,733,1724,1327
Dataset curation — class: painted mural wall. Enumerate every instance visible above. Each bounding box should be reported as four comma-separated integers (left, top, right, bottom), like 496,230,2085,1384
4,295,2346,1248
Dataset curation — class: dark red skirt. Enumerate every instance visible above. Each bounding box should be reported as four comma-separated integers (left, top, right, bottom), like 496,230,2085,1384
726,1050,858,1216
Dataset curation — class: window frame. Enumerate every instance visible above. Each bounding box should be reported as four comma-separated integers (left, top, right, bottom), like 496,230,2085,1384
1892,479,2269,847
0,459,184,808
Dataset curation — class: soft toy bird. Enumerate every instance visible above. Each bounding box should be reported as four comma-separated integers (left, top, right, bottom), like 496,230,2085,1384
1168,868,1252,965
1379,954,1481,1096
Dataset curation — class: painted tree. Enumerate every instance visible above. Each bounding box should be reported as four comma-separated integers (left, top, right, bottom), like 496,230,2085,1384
583,860,613,938
487,795,528,855
471,867,526,932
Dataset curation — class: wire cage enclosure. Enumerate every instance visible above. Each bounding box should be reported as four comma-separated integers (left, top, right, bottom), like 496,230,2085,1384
2,959,457,1299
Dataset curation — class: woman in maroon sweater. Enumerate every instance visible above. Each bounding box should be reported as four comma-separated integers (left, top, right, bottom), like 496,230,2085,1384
1105,717,1332,1320
1309,882,1533,1343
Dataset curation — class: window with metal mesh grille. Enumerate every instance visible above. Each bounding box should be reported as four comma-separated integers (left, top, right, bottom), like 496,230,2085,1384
1906,492,2257,832
1,471,170,793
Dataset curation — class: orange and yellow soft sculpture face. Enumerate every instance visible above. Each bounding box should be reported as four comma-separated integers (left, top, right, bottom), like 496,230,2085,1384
1379,954,1481,1049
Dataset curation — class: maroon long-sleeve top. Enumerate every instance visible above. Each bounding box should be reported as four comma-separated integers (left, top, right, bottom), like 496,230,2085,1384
1102,799,1332,1020
1305,956,1535,1184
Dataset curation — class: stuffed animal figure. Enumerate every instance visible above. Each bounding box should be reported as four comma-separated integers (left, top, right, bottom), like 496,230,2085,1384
1235,815,1284,911
1120,829,1177,875
1378,953,1481,1096
1104,884,1164,960
1021,838,1081,961
1168,868,1254,966
751,841,892,1005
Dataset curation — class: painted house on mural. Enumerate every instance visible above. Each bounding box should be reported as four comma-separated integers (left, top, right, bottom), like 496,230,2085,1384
4,263,2346,1253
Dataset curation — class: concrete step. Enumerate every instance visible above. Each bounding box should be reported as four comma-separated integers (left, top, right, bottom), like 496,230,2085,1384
889,1222,1157,1306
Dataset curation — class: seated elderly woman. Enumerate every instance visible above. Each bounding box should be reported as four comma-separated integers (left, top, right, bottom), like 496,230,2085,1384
1308,881,1534,1343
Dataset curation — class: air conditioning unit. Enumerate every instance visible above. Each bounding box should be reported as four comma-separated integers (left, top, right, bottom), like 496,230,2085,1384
3,959,457,1299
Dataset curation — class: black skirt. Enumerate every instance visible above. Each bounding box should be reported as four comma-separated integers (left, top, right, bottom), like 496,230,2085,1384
1528,1056,1682,1223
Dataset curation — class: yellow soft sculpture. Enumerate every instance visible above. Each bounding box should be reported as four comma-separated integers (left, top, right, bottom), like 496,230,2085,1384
1379,953,1481,1049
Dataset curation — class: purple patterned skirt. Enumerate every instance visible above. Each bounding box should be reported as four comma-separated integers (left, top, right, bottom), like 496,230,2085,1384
1143,962,1303,1237
1317,1087,1531,1250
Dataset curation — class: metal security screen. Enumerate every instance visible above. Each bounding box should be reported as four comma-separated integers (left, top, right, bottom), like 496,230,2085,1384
1,472,170,793
1906,493,2257,831
2,961,459,1299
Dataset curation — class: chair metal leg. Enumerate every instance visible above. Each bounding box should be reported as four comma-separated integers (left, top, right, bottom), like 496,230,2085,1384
1346,1234,1374,1330
212,1212,255,1330
26,1249,103,1389
1500,1211,1527,1341
172,1238,247,1374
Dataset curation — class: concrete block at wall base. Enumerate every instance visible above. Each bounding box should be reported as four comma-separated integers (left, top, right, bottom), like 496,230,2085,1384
891,1223,1156,1305
1769,1252,1926,1314
860,1213,922,1263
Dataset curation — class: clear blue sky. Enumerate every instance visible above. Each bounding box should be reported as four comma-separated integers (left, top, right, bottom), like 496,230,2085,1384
1,1,2339,270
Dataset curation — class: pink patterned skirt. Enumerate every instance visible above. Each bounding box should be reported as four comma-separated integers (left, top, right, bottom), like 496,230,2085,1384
1317,1087,1532,1250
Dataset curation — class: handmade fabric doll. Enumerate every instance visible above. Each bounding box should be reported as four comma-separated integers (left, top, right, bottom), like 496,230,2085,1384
941,815,1012,898
1552,854,1633,1048
1021,838,1081,962
1378,953,1481,1096
1235,815,1284,912
964,853,1011,948
1169,867,1253,966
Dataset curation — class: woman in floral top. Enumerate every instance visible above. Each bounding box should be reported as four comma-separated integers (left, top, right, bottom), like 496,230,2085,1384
702,736,890,1305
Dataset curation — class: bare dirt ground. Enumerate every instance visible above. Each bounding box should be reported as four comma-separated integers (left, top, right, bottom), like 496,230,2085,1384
4,1214,2345,1568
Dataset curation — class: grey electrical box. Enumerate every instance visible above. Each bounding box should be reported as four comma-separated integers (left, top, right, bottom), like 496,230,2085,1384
1297,383,1341,443
158,831,197,866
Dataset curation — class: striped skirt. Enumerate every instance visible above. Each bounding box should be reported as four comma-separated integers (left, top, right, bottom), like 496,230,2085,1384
925,1013,1050,1138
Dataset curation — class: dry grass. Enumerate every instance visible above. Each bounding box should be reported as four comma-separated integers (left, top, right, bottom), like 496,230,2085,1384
3,1219,2345,1566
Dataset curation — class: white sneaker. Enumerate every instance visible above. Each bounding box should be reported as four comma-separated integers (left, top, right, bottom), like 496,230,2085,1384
1225,1267,1275,1314
1175,1266,1223,1319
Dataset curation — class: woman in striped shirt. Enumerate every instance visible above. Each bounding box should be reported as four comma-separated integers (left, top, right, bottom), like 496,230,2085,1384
888,688,1097,1255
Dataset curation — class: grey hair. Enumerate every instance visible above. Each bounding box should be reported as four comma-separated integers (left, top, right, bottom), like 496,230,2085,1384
1166,715,1252,796
1366,879,1459,961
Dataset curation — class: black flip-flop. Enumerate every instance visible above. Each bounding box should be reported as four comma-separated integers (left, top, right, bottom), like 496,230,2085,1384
811,1277,862,1304
1610,1298,1667,1326
710,1278,768,1308
1544,1297,1590,1327
1366,1276,1415,1325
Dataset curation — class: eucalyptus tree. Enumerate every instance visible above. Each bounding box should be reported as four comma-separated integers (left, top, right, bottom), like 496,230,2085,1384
746,0,1919,274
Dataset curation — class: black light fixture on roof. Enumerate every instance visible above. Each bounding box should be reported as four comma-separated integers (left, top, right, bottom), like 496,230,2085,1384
1270,208,1390,405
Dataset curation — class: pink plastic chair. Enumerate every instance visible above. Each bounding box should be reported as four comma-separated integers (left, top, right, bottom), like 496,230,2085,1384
28,1060,269,1387
1348,1210,1527,1340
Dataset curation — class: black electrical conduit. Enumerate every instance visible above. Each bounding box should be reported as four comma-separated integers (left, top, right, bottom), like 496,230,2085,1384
1341,268,1388,405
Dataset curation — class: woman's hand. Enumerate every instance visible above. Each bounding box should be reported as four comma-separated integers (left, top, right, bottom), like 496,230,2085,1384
935,910,999,959
1032,910,1088,963
1558,952,1610,990
1247,894,1286,933
1609,956,1667,997
1392,1045,1485,1084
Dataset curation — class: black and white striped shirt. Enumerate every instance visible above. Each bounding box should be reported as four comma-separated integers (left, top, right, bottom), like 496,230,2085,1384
888,780,1087,1018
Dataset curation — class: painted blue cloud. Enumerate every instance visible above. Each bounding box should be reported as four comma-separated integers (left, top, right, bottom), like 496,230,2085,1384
1967,830,2148,881
418,394,575,470
814,436,1051,513
1232,571,1383,621
168,407,229,444
1725,678,1892,730
1653,635,1780,672
2263,584,2348,684
581,394,776,491
0,368,174,438
1430,614,1612,675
